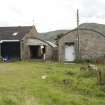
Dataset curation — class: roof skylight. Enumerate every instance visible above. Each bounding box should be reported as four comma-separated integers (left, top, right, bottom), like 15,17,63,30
12,32,18,36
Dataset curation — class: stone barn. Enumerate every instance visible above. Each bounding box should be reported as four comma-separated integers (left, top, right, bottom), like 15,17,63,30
58,28,105,62
0,25,55,61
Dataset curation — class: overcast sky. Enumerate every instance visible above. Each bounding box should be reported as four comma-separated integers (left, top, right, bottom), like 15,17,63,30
0,0,105,32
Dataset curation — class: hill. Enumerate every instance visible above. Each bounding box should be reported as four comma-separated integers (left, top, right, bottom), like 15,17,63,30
39,23,105,42
79,23,105,35
39,30,69,42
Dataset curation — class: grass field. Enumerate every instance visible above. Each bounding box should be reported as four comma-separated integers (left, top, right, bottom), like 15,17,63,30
0,61,105,105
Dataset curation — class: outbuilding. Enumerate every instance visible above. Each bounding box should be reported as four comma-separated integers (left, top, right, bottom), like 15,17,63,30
0,25,55,61
58,28,105,62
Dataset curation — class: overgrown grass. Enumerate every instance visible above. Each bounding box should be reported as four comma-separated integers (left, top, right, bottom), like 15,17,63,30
0,61,104,105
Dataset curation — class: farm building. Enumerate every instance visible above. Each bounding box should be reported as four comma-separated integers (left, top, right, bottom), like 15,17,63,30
0,25,55,61
58,28,105,62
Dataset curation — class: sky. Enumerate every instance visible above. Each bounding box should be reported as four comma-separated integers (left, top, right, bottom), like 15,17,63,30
0,0,105,32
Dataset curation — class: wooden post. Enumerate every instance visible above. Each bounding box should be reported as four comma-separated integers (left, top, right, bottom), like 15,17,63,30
0,43,1,59
97,70,102,85
76,9,80,59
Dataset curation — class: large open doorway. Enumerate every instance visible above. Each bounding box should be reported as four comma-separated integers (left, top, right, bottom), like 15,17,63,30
1,42,20,60
29,45,46,59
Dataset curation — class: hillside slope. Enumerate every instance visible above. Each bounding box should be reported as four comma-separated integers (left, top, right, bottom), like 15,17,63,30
39,23,105,42
79,23,105,35
39,30,69,42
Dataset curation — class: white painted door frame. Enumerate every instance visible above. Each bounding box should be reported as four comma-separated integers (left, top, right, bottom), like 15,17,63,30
64,43,76,61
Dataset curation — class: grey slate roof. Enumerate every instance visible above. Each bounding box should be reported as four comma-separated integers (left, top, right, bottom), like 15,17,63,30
0,26,32,40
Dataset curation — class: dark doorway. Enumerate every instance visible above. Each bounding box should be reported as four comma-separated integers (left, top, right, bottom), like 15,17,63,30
30,45,46,59
1,42,20,60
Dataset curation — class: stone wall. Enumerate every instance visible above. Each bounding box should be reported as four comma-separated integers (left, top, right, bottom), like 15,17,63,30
21,28,54,60
58,29,105,62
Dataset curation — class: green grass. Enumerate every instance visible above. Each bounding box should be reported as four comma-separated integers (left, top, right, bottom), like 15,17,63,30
0,61,104,105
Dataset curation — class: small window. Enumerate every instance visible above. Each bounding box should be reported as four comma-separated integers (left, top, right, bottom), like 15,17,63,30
65,42,74,46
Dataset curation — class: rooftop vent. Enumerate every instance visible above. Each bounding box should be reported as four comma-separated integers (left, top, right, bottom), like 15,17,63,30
12,32,18,36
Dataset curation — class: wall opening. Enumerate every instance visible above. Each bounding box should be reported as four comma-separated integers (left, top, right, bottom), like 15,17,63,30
64,42,76,61
29,45,46,59
1,42,20,60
